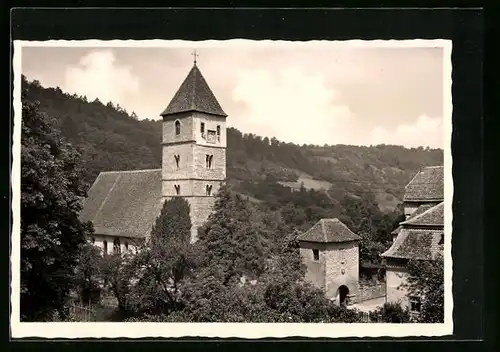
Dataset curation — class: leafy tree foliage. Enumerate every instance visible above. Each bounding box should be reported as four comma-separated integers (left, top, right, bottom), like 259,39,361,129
370,302,411,323
20,88,93,321
125,197,194,317
195,185,269,284
405,255,444,323
74,242,102,304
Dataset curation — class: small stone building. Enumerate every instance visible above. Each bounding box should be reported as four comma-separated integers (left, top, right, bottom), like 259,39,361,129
381,202,444,314
80,59,227,249
403,166,444,219
297,218,362,306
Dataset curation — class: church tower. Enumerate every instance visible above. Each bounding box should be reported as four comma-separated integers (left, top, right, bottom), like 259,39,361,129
160,55,227,242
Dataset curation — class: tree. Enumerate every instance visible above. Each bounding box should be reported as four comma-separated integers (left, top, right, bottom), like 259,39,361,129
126,197,194,317
74,242,102,305
20,93,93,321
370,302,410,323
195,185,268,285
405,255,444,323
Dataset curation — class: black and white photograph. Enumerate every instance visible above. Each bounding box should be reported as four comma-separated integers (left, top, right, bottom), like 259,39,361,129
11,39,453,338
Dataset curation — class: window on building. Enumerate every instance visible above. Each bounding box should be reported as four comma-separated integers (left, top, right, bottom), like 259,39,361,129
174,154,180,169
125,242,129,251
103,240,108,256
174,184,181,195
438,234,444,245
313,249,319,261
206,154,213,168
201,122,205,134
113,238,121,255
409,296,421,313
175,120,181,135
206,184,213,196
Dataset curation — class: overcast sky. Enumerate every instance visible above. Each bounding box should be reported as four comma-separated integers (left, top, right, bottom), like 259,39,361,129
21,43,446,148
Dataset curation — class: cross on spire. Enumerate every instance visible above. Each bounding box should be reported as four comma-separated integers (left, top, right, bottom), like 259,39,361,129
191,50,199,65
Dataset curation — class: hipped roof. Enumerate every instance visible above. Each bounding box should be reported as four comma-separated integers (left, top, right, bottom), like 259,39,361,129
404,166,444,202
161,64,227,117
297,218,361,243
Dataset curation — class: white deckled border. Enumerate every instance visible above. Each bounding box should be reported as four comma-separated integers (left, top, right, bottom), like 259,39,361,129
11,39,453,339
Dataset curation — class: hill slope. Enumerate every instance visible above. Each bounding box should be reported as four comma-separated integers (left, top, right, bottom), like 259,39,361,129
22,76,443,212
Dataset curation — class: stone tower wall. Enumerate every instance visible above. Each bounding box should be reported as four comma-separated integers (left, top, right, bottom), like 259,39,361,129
162,112,226,243
324,241,360,300
299,242,326,291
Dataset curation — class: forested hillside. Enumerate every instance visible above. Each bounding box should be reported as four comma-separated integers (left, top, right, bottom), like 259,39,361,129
21,76,444,323
22,76,443,213
22,75,445,265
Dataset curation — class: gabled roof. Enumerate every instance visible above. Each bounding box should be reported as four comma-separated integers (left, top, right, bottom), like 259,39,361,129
161,64,227,117
381,228,443,260
403,166,444,202
297,218,361,243
400,202,444,227
80,169,163,239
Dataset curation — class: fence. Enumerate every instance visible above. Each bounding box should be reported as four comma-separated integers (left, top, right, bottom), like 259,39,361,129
68,304,97,322
360,311,382,323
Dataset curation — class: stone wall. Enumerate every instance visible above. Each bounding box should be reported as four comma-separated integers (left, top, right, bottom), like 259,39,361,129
162,113,194,143
192,144,226,180
352,282,387,304
324,241,360,300
299,242,326,290
193,113,227,148
386,263,410,309
187,196,217,242
162,143,194,180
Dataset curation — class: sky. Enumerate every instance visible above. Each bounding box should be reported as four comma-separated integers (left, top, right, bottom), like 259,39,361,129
20,42,447,148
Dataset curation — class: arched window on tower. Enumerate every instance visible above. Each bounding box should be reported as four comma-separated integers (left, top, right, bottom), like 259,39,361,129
175,120,181,135
174,184,181,195
206,184,213,196
174,154,180,169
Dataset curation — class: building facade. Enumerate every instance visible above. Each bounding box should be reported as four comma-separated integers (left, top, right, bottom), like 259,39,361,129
381,202,444,314
297,218,362,306
80,61,227,249
403,166,444,219
160,63,228,242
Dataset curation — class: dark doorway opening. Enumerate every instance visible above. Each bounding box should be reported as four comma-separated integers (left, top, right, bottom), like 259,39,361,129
338,285,349,306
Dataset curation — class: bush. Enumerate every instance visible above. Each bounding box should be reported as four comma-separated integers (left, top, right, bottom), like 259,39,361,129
370,302,410,323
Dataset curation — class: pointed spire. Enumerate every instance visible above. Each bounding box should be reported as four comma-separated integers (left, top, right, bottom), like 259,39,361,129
160,62,227,118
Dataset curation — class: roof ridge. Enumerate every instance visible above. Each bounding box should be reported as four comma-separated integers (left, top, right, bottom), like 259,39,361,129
100,168,162,174
401,202,444,226
321,219,327,242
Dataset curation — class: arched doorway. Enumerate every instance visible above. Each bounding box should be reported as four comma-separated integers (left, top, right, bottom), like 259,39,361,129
337,285,350,306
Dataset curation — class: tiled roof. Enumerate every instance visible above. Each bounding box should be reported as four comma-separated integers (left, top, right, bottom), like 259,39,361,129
403,166,444,202
381,228,443,260
161,64,227,117
400,202,444,227
297,218,361,243
80,169,163,239
391,225,402,236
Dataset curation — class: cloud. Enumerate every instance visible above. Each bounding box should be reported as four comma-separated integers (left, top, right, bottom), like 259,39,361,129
64,50,140,112
231,67,353,145
370,114,444,148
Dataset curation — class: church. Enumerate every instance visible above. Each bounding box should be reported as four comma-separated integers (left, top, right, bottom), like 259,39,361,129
79,55,444,313
80,57,227,253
